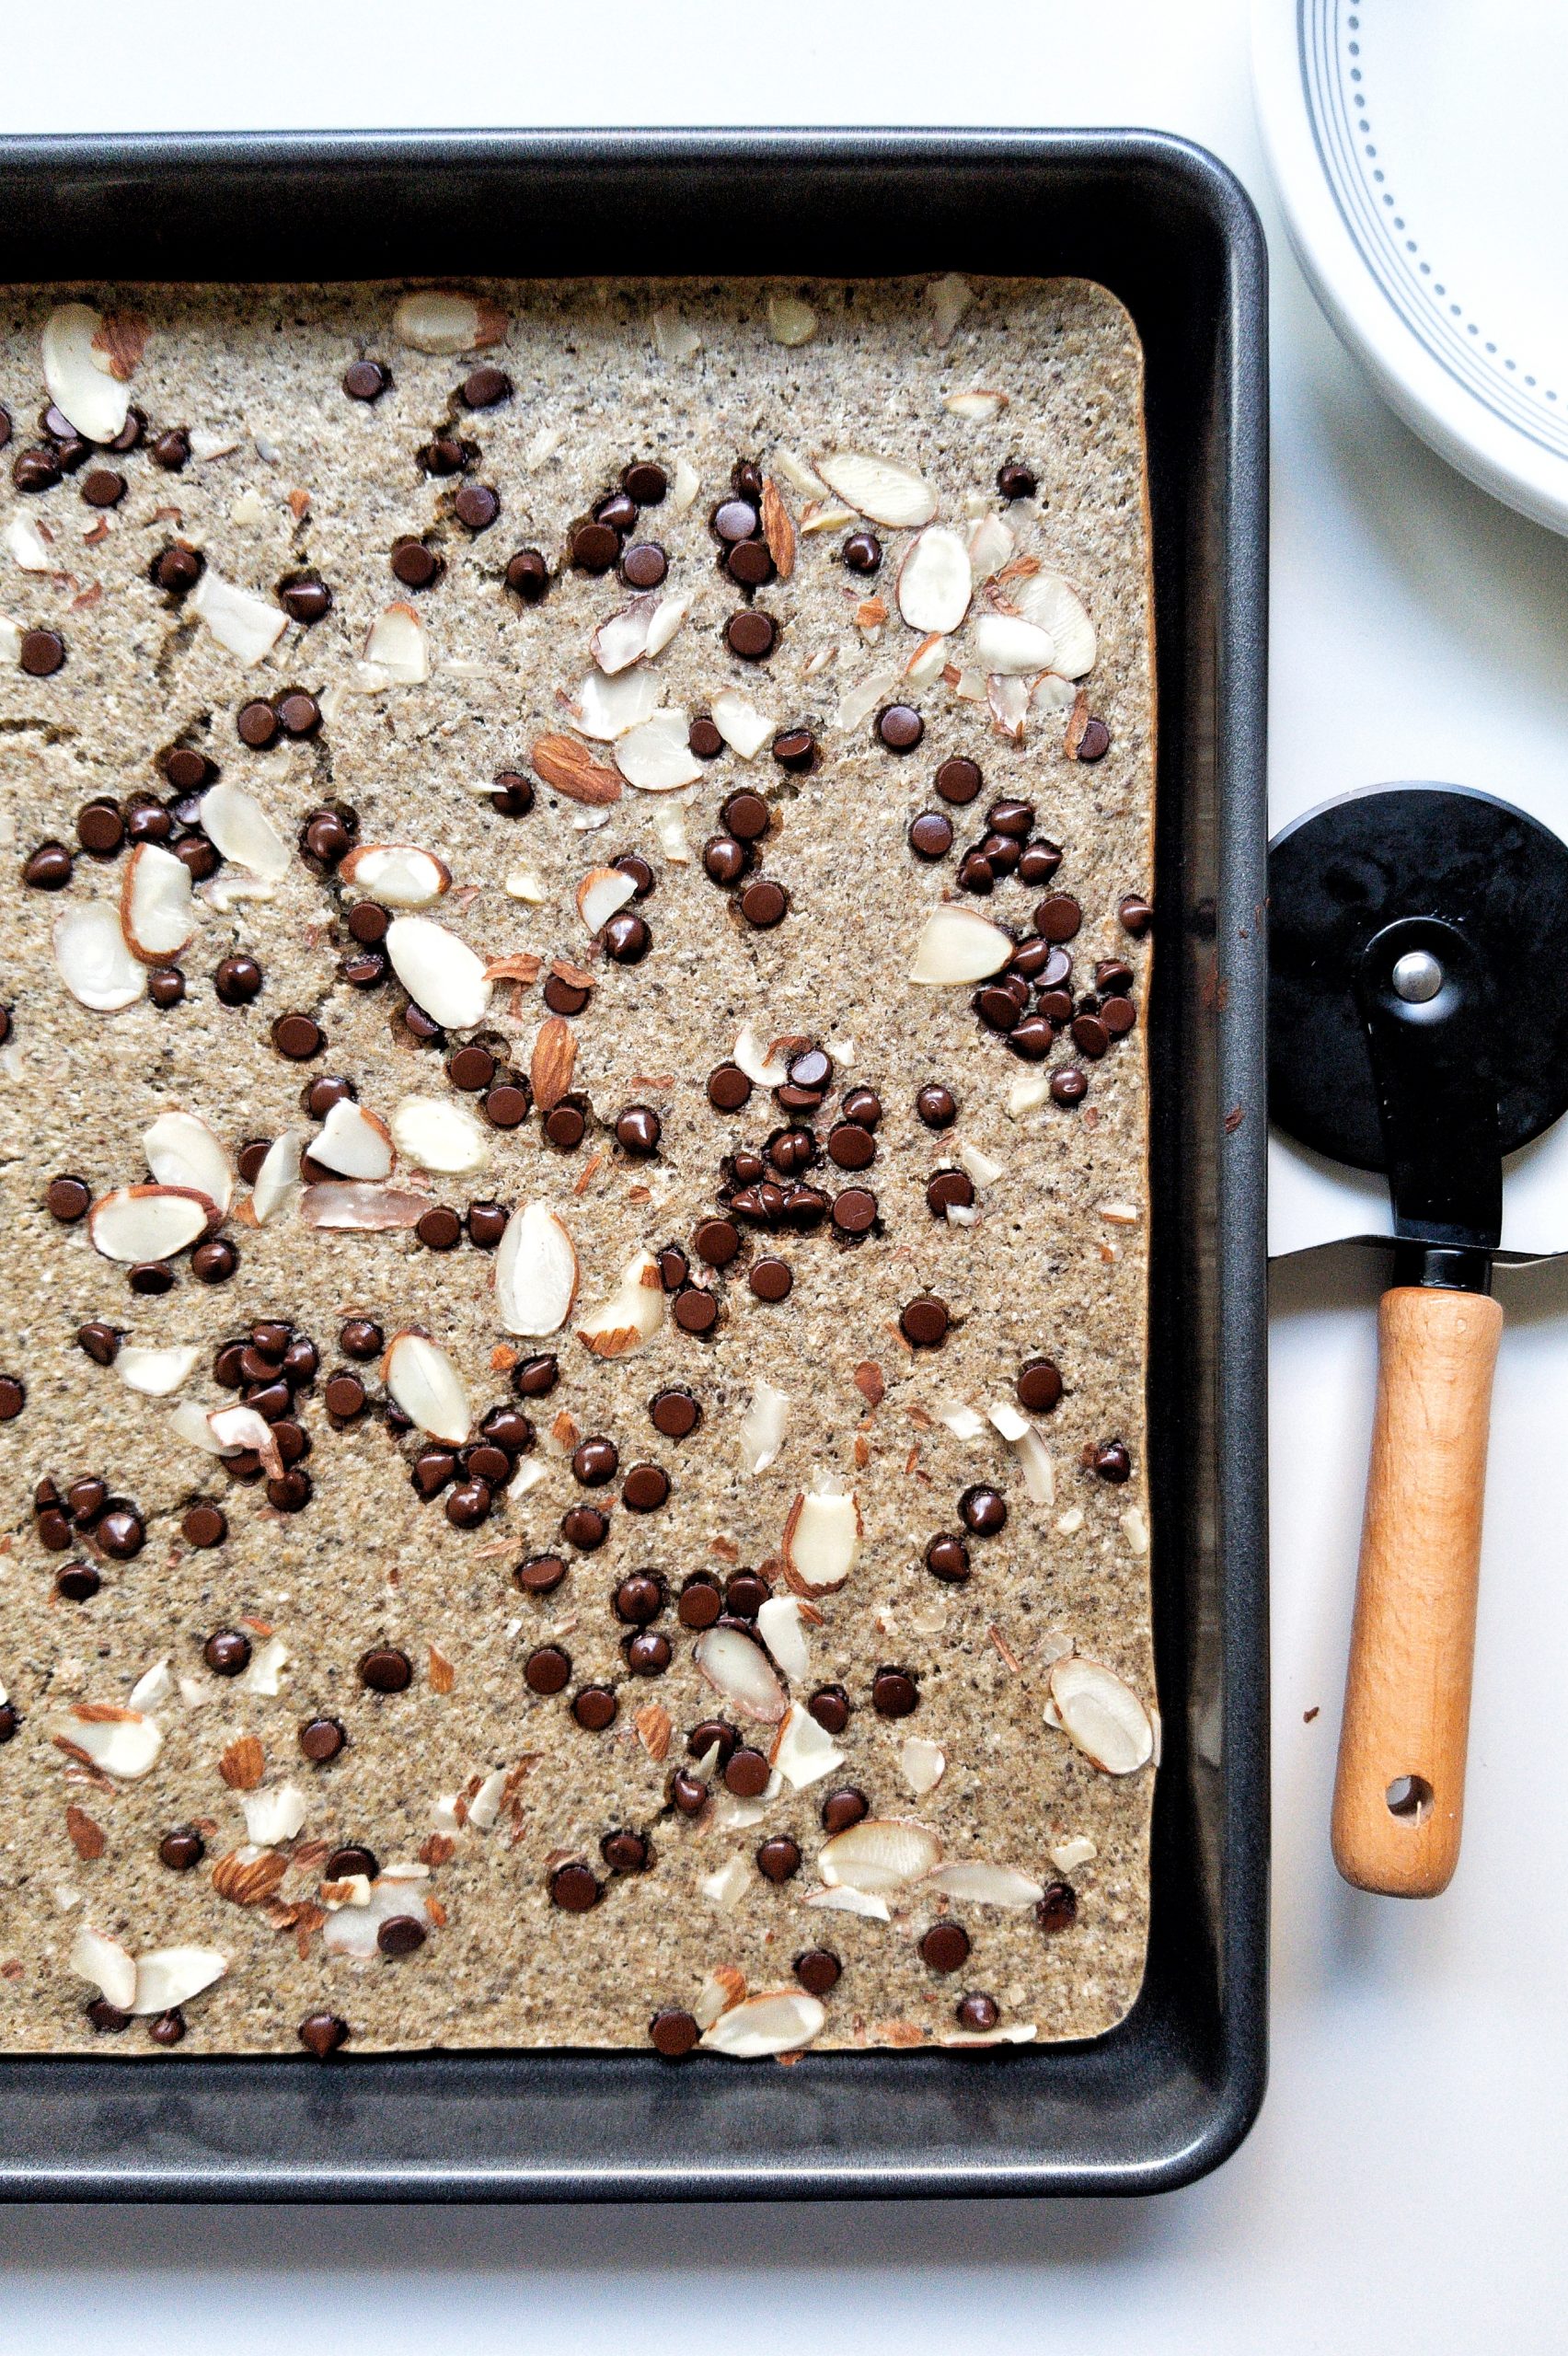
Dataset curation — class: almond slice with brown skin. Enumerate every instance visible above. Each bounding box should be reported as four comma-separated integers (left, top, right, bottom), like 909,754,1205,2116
694,1623,787,1724
814,450,937,528
529,1016,576,1113
590,594,661,676
121,842,196,962
300,1183,429,1232
769,1703,843,1790
53,1705,163,1780
575,1248,663,1357
576,867,639,936
393,288,507,353
1048,1657,1155,1776
495,1201,580,1335
309,1101,395,1182
53,902,143,1011
973,613,1055,676
340,843,452,908
383,1332,472,1446
781,1485,861,1595
42,303,132,444
88,1184,213,1263
529,733,623,806
818,1817,941,1894
760,479,796,579
363,601,430,684
144,1111,234,1215
574,667,663,741
699,1988,825,2059
207,1404,284,1479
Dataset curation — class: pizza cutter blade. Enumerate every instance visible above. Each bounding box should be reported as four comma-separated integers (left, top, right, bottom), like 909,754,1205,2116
1269,782,1568,1897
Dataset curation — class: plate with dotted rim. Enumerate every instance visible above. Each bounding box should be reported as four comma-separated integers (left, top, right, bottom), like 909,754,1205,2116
1253,0,1568,536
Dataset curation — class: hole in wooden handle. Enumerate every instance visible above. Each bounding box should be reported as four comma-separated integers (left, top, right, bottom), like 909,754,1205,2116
1385,1773,1434,1823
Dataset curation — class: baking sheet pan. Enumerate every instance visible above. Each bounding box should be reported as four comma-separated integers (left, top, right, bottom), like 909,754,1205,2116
0,127,1269,2200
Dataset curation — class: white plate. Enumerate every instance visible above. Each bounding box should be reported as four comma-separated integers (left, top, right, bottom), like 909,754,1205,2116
1252,0,1568,536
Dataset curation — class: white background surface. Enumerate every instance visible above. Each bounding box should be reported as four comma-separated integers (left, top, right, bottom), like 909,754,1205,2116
5,5,1566,2348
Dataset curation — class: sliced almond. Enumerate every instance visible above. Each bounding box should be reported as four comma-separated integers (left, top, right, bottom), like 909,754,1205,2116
1032,669,1078,714
770,1702,842,1791
760,479,796,579
53,902,143,1011
573,666,663,741
529,733,623,806
207,1405,283,1478
739,1377,790,1475
42,303,131,444
942,387,1009,422
986,672,1030,745
732,1022,789,1087
590,593,662,676
6,512,55,572
651,308,701,364
144,1111,235,1215
198,779,289,880
189,569,287,667
653,804,691,864
1006,572,1097,677
672,455,702,510
634,1703,672,1763
908,904,1014,986
495,1201,579,1335
309,1100,395,1182
70,1924,137,2012
927,1860,1043,1907
755,1595,810,1682
55,1705,162,1780
693,1964,746,2027
772,445,830,500
120,841,197,962
694,1623,787,1725
1007,1070,1053,1118
927,272,971,345
241,1783,308,1846
88,1184,212,1263
576,1247,663,1357
967,513,1015,582
393,287,507,354
814,450,937,528
833,664,901,733
781,1486,861,1595
896,526,973,635
529,1016,576,1114
1050,1835,1098,1873
340,843,451,908
383,1332,471,1445
388,1094,490,1175
250,1129,303,1223
700,1987,825,2059
699,1854,752,1911
116,1343,201,1397
711,689,774,760
385,914,492,1031
973,613,1055,675
898,1736,946,1796
1048,1657,1155,1776
576,865,639,936
323,1866,432,1958
767,294,817,346
614,709,702,792
363,600,430,684
645,591,691,659
904,632,949,687
300,1181,430,1230
804,1883,892,1922
131,1945,227,2015
818,1817,940,1894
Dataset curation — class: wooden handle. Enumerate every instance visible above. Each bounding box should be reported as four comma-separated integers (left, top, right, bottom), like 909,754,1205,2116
1332,1284,1502,1897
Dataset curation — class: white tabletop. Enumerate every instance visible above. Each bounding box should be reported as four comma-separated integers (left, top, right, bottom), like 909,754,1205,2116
5,5,1562,2348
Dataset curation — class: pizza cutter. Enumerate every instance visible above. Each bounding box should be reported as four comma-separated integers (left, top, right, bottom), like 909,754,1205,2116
1269,782,1568,1897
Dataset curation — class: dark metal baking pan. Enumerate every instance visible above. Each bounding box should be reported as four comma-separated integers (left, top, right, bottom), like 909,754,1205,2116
0,127,1269,2200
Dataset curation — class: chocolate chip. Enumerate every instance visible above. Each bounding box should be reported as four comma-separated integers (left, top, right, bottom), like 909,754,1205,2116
841,1088,882,1130
650,2007,698,2057
740,876,788,929
960,1484,1007,1536
415,1206,463,1252
358,1646,413,1692
821,1786,869,1834
1018,837,1063,885
339,1317,383,1361
795,1948,842,1995
571,1436,619,1488
621,539,667,589
455,481,501,531
997,461,1037,499
128,1261,174,1298
22,840,73,889
550,1862,600,1911
541,974,589,1016
280,575,332,623
1118,893,1153,939
1050,1067,1089,1105
916,1082,958,1130
1038,1881,1078,1934
673,1288,719,1335
191,1236,238,1284
1075,716,1112,762
180,1502,227,1549
513,1352,559,1399
544,1103,586,1150
391,537,442,589
56,1562,100,1602
831,1187,877,1236
1006,1013,1056,1061
748,1256,792,1302
651,1385,701,1439
926,1168,974,1217
215,954,263,1005
712,497,759,543
571,1684,617,1730
724,537,773,588
483,1082,530,1128
613,852,656,901
419,435,469,477
271,1012,323,1062
514,1553,568,1597
703,834,748,886
602,1829,651,1875
1068,1012,1109,1060
899,1295,949,1348
47,1174,91,1223
618,459,666,505
957,850,996,895
614,1571,664,1626
561,1503,610,1550
872,1666,918,1717
1087,1438,1133,1483
505,548,550,601
693,1217,740,1268
77,1322,121,1367
842,530,882,572
478,1406,532,1458
525,1644,571,1695
722,1745,770,1798
602,910,651,964
688,714,724,759
411,1447,456,1499
343,359,391,399
676,1576,722,1632
276,691,320,739
925,1533,971,1584
808,1683,850,1736
876,703,923,751
326,1845,379,1882
974,982,1021,1033
724,609,776,661
461,364,512,409
159,1827,204,1871
757,1835,801,1882
658,1247,689,1291
919,1919,971,1971
571,518,620,572
204,1628,251,1677
908,810,954,860
12,446,62,492
19,629,64,677
623,1462,671,1513
377,1914,426,1957
1032,897,1081,948
147,2011,186,2047
934,756,983,806
298,2013,351,2058
299,1715,346,1762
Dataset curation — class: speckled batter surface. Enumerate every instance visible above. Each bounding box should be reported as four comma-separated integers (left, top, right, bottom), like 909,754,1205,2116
0,276,1155,2058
